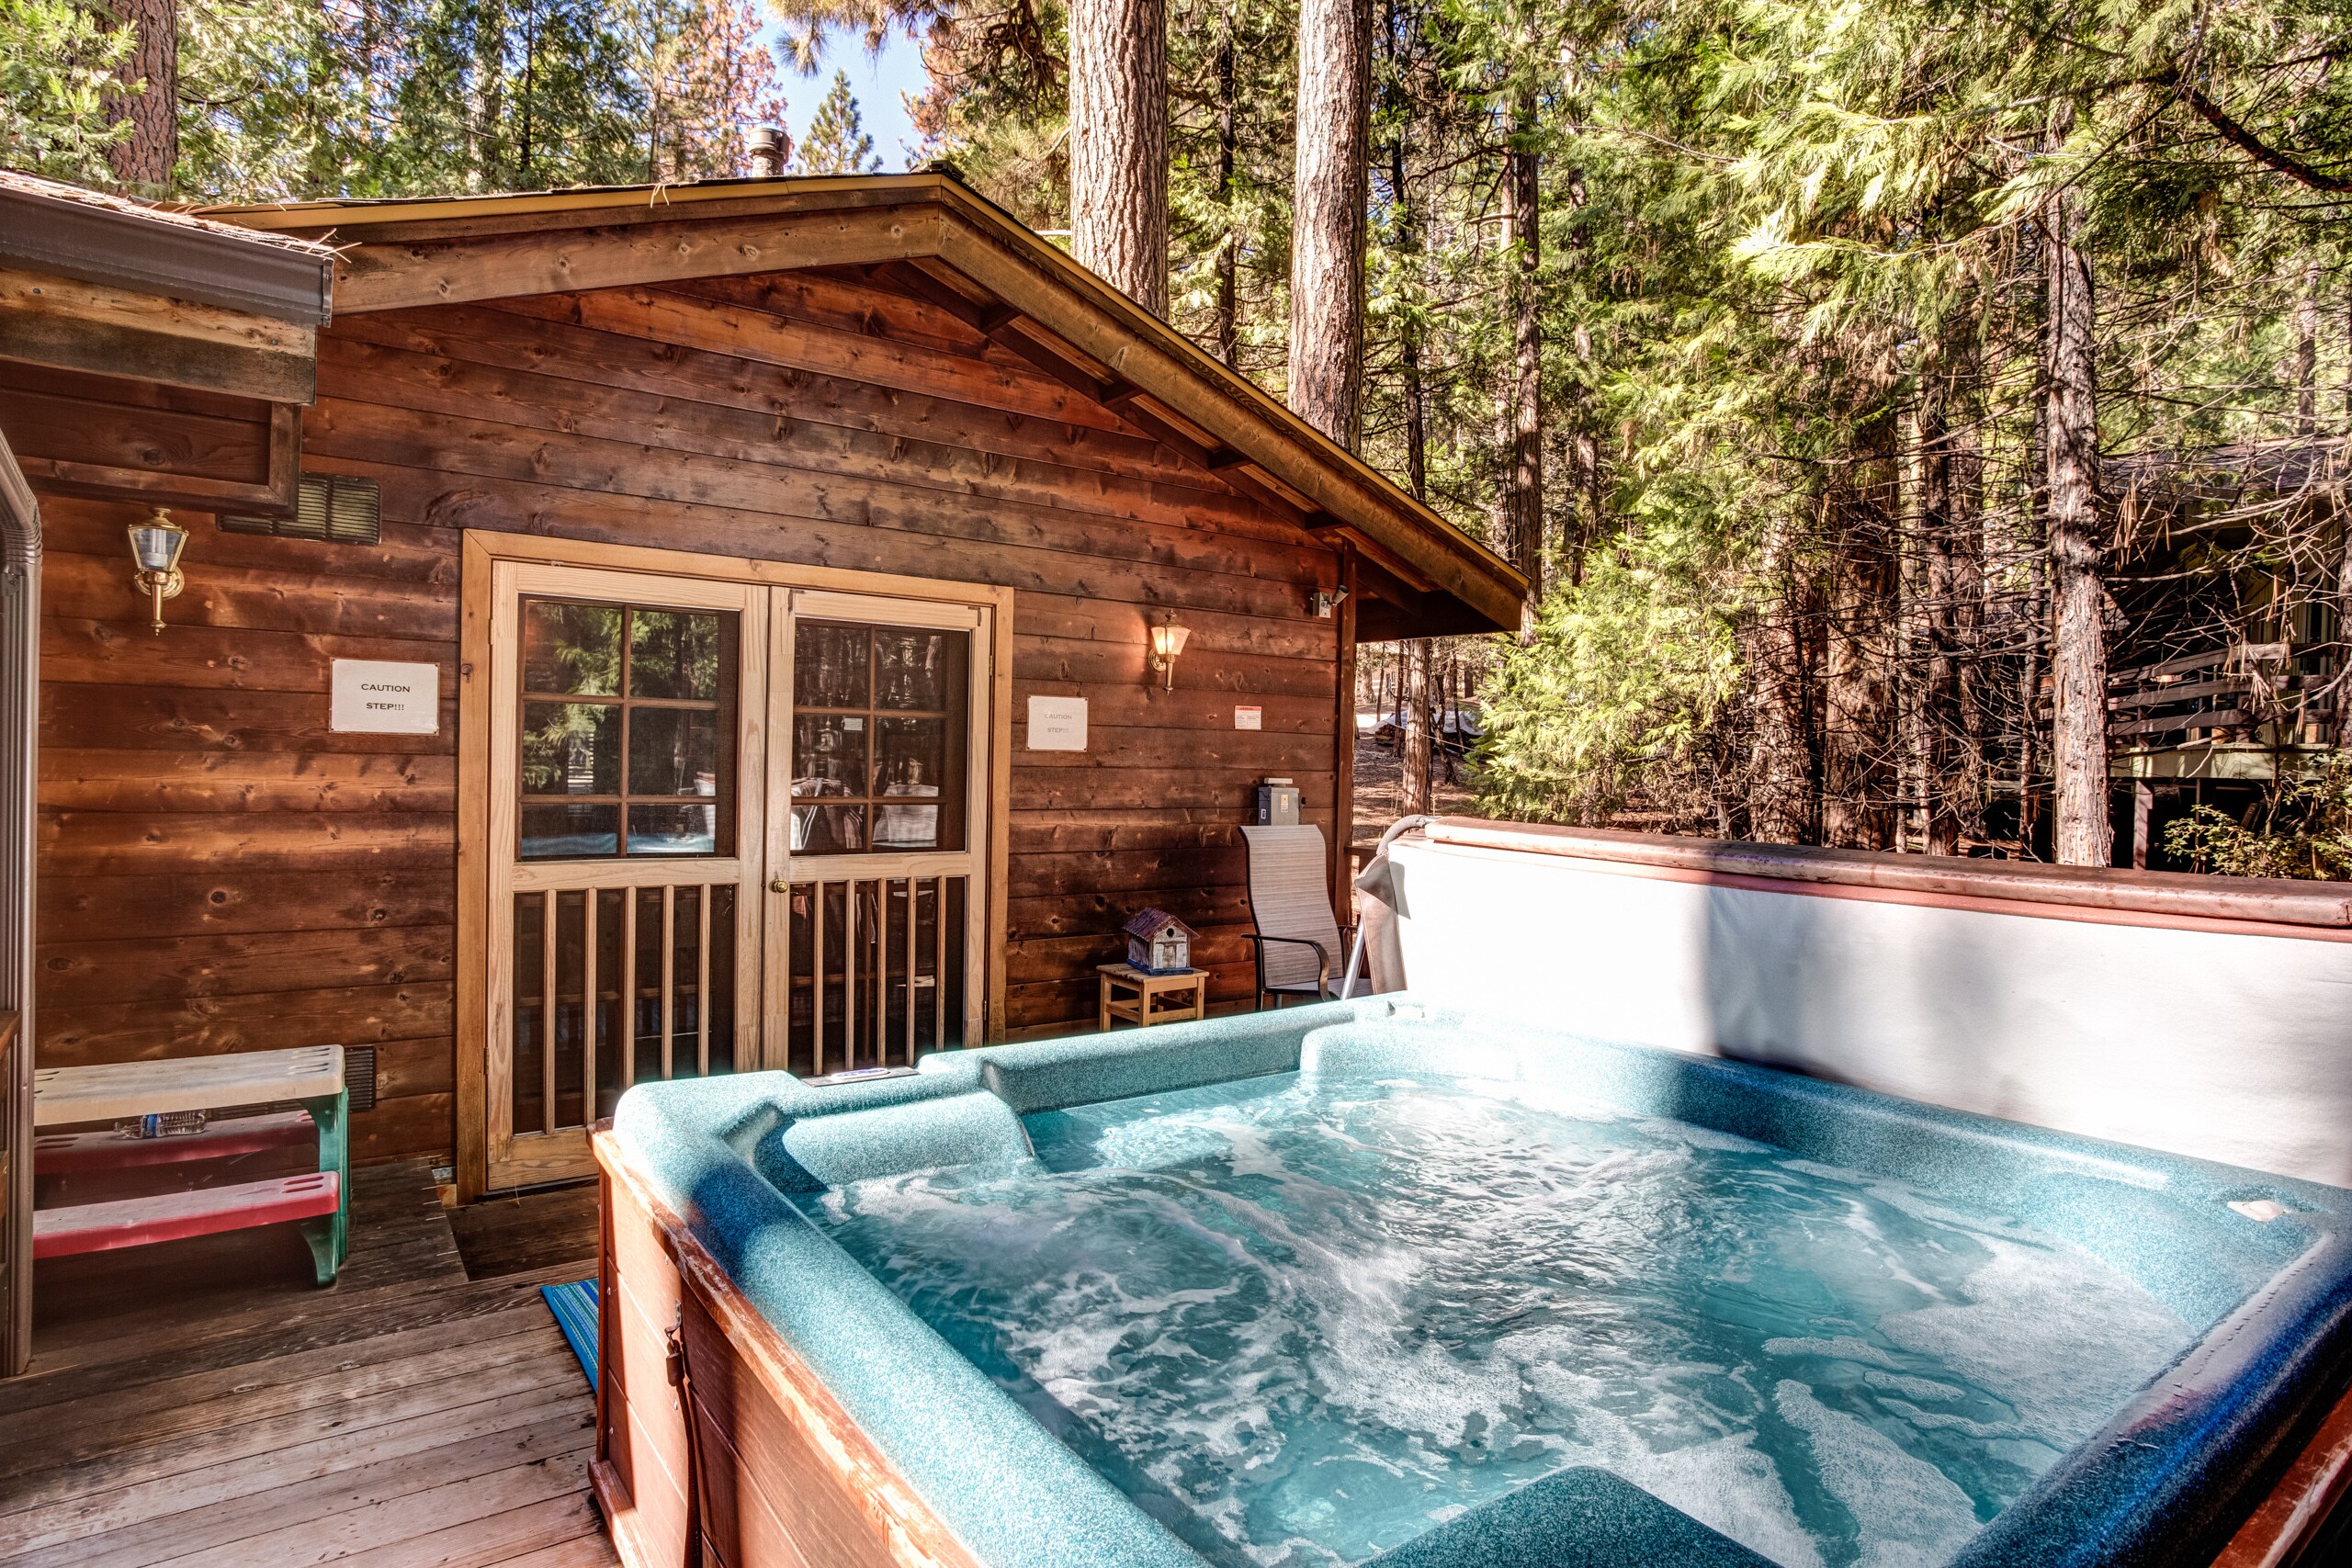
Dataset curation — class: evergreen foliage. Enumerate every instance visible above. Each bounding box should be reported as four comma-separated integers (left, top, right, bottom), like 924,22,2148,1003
795,67,881,171
1,0,786,198
0,0,133,183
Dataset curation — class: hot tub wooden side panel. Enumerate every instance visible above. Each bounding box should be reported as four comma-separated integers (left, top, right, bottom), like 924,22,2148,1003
596,1147,698,1568
594,1129,985,1568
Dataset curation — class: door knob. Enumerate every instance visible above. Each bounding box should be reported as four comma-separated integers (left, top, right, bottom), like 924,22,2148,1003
768,877,790,893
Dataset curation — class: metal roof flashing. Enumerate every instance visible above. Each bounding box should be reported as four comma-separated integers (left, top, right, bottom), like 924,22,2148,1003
0,172,335,325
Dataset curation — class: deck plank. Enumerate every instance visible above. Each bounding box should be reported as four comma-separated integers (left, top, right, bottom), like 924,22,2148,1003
483,1533,623,1568
0,1381,588,1554
5,1160,610,1568
21,1416,597,1568
155,1445,599,1568
329,1491,612,1568
0,1271,570,1418
0,1310,564,1478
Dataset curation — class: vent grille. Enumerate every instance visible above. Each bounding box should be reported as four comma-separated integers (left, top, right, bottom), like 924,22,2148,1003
345,1045,378,1113
222,474,381,545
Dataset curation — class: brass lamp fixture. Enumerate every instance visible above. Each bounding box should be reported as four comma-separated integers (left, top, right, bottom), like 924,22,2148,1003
1148,614,1191,692
126,507,189,635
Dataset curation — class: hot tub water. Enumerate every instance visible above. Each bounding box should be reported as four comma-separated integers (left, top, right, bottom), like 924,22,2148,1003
795,1066,2200,1568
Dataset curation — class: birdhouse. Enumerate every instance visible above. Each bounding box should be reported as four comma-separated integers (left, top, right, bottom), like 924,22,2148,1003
1123,908,1196,975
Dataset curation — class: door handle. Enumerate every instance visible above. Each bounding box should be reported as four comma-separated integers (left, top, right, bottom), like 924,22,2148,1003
768,877,790,893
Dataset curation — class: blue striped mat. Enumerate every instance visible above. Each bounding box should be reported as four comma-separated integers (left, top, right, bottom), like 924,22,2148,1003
540,1278,598,1391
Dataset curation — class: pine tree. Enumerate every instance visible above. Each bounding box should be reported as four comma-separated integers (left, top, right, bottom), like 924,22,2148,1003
795,69,881,173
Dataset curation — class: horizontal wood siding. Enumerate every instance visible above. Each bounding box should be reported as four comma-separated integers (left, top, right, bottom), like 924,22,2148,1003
35,490,458,1163
31,266,1339,1163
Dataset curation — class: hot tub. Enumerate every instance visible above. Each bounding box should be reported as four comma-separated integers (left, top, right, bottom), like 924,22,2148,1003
592,1001,2352,1568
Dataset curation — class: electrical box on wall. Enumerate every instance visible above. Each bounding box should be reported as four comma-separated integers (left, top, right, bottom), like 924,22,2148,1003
1253,777,1301,826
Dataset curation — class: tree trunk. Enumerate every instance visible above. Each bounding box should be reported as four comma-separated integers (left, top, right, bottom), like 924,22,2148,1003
1069,0,1170,314
106,0,177,189
1287,0,1371,446
2018,376,2049,856
1822,411,1900,851
1748,506,1813,844
1915,341,1962,855
2296,260,2319,437
1212,9,1239,367
2043,122,2112,867
1952,375,1987,846
471,0,506,188
1400,640,1432,814
1502,91,1544,640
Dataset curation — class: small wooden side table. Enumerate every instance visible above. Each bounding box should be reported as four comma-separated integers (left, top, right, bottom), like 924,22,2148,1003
1098,964,1207,1031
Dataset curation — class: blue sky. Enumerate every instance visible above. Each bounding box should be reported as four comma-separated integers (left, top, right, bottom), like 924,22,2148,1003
770,28,932,172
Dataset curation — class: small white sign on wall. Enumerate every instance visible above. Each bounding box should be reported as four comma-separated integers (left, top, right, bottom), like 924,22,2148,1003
1026,694,1088,751
332,660,440,734
1233,705,1263,730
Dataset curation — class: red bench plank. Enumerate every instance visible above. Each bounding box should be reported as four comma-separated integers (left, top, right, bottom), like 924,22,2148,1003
32,1172,341,1259
34,1111,316,1176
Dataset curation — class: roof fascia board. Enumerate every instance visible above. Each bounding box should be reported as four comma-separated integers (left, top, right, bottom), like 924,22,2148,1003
333,202,947,314
0,186,332,325
0,266,318,403
209,175,947,242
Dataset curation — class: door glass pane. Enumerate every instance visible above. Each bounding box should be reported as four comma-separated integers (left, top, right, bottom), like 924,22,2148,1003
523,802,619,858
524,603,622,694
522,703,618,795
795,623,870,708
628,708,719,796
629,802,720,855
630,611,725,700
514,597,737,860
789,617,967,855
874,717,946,848
876,629,955,710
792,802,866,853
791,715,868,798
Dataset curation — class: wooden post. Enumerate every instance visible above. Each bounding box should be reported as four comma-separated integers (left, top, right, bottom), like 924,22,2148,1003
2132,781,2153,871
1332,545,1359,927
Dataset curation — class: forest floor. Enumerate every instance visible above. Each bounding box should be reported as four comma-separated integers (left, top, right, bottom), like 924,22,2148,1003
1351,710,1483,856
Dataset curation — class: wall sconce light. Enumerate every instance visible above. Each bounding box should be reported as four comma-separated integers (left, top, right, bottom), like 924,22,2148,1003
1148,615,1190,691
1312,585,1350,619
126,507,188,635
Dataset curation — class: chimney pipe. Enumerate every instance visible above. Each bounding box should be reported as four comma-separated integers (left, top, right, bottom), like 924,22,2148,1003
749,126,786,178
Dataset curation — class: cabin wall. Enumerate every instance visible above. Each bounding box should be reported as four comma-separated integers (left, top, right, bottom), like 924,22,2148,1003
32,269,1341,1164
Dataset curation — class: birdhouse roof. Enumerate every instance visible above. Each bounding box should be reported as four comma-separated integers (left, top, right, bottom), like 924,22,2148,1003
1123,908,1195,941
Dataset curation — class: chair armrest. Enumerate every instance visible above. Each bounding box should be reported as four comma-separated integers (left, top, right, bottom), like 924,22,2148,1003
1244,934,1331,994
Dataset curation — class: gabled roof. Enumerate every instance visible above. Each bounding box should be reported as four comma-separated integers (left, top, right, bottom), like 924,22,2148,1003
1123,908,1196,941
197,173,1526,638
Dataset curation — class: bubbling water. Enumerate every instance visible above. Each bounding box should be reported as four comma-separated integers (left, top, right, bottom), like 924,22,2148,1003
794,1070,2194,1568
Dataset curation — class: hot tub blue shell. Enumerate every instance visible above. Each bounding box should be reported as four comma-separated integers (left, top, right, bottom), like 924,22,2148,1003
609,998,2352,1568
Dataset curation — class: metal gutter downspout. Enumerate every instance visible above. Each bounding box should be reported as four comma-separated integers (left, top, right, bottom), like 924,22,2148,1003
0,426,36,1379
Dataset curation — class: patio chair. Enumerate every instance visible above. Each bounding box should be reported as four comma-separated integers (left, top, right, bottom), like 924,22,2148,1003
1240,825,1372,1008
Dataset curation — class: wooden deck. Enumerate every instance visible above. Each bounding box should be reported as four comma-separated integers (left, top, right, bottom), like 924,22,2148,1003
0,1162,613,1568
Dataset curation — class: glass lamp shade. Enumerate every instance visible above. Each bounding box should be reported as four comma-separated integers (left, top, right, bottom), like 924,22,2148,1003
1148,622,1191,661
127,517,189,573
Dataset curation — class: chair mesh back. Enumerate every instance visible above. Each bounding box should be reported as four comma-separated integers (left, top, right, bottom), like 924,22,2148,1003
1241,826,1343,991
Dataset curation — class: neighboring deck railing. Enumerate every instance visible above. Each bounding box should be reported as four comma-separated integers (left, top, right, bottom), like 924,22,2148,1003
2041,641,2344,750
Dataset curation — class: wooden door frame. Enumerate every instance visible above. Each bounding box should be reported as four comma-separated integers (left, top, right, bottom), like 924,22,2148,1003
457,530,1014,1202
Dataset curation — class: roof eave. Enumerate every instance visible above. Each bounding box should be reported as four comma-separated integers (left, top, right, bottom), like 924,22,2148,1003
0,184,334,325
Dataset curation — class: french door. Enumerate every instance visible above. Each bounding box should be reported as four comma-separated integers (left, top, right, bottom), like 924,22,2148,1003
475,553,996,1190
